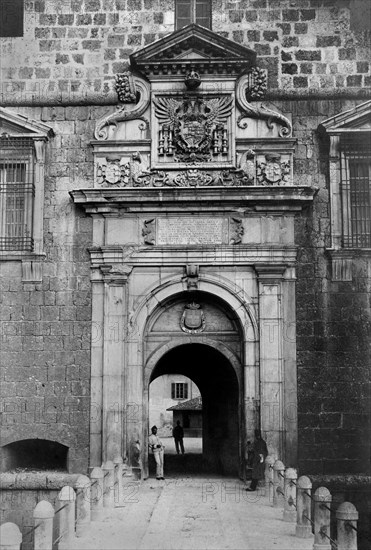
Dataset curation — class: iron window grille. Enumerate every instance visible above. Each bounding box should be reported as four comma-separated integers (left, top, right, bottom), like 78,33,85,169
175,0,211,30
340,135,371,249
171,382,189,399
0,137,35,251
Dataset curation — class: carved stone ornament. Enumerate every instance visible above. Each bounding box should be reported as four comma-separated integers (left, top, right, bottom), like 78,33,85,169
180,302,205,334
245,67,267,101
184,70,201,90
94,73,150,140
154,94,233,162
236,72,292,138
97,158,129,186
185,264,199,290
173,169,213,187
230,218,244,244
256,154,291,186
142,219,155,245
115,72,137,103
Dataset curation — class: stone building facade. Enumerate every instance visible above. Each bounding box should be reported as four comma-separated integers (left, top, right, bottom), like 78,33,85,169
0,0,370,492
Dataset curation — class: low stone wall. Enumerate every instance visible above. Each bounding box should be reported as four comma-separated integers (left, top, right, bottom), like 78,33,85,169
0,471,79,550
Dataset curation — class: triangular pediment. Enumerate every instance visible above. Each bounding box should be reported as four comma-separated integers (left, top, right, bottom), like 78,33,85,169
130,24,256,77
319,100,371,133
0,107,54,138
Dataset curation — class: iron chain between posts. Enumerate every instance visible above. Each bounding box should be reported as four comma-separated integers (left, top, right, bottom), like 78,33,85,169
23,523,41,537
304,490,315,501
320,503,332,512
276,487,285,496
91,480,98,486
104,471,110,478
278,472,285,478
52,530,68,546
302,513,314,527
319,525,337,547
54,503,69,515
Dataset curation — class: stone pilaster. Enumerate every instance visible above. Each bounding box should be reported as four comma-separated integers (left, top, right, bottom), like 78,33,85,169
255,265,286,461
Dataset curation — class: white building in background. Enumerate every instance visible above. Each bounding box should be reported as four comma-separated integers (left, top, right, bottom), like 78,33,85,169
149,375,201,436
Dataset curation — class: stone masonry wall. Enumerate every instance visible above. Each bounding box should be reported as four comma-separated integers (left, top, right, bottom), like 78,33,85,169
0,105,106,474
0,0,370,105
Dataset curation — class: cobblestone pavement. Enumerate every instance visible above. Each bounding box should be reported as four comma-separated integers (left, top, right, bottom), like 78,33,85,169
72,477,314,550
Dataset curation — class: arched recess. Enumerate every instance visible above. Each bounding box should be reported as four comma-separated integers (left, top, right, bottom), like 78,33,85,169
145,341,241,477
132,281,259,479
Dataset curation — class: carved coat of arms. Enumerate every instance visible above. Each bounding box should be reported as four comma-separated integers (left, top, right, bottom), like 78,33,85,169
180,302,205,334
154,95,233,162
257,154,291,186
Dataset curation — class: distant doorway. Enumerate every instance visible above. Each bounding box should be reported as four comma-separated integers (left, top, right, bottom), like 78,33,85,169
148,343,240,476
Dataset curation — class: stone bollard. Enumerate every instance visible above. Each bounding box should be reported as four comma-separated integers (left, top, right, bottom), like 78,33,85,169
33,500,54,550
90,467,104,521
265,455,275,504
0,522,22,550
113,456,124,505
272,460,285,508
336,502,358,550
283,467,297,522
75,475,91,537
296,475,313,538
102,460,115,508
56,486,76,550
313,487,332,550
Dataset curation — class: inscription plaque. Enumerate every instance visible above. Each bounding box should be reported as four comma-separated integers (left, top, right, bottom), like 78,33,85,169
157,218,224,245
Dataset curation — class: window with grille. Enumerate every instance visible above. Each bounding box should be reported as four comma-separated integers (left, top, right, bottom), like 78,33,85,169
340,136,371,248
0,137,35,251
175,0,211,29
171,382,189,399
0,0,24,37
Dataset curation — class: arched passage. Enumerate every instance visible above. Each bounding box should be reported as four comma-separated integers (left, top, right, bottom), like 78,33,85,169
149,343,240,476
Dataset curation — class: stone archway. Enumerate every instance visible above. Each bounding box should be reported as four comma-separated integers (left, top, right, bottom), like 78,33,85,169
147,342,241,477
140,289,251,478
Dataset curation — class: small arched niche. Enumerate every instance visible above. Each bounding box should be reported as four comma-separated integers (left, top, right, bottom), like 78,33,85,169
1,439,69,472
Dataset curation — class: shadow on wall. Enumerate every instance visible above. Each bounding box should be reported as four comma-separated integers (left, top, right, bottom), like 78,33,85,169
1,439,69,472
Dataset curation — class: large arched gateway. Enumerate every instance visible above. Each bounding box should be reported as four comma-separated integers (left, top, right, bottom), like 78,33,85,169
71,24,315,477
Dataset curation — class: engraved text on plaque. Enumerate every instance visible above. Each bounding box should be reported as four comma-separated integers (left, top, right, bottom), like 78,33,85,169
157,218,224,245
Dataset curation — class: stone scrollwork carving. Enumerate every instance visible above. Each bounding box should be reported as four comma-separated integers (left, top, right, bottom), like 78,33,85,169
256,154,291,186
173,169,214,187
236,72,292,137
115,72,137,103
230,218,244,245
142,219,155,245
245,67,268,101
94,73,150,140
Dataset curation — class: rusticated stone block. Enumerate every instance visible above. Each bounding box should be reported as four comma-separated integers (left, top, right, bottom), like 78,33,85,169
338,48,356,60
76,14,92,25
317,36,341,47
282,9,299,21
247,30,260,41
283,36,299,48
229,10,244,23
296,49,321,61
283,63,298,75
245,10,257,22
300,9,316,20
295,23,308,34
347,75,362,86
58,14,74,26
85,0,101,10
263,30,278,41
35,27,50,38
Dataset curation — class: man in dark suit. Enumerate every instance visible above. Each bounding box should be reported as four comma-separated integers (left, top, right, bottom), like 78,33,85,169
173,420,185,454
245,429,268,491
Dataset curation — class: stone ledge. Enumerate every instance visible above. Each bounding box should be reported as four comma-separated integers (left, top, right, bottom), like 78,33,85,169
0,471,80,490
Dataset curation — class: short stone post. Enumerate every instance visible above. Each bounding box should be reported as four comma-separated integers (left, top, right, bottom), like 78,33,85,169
33,500,54,550
75,475,91,537
113,456,124,504
296,475,313,538
0,522,22,550
336,502,358,550
56,486,76,549
283,467,297,522
313,487,332,550
265,455,275,503
102,460,115,508
272,460,285,508
90,467,104,521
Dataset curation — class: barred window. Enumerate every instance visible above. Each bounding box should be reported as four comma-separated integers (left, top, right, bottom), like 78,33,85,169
171,382,189,399
175,0,211,30
340,136,371,248
0,137,35,251
0,0,24,37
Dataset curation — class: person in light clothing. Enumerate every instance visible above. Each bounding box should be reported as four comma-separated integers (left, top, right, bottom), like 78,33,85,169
148,425,165,480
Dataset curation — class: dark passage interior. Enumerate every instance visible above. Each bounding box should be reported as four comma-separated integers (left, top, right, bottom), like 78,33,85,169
149,343,239,476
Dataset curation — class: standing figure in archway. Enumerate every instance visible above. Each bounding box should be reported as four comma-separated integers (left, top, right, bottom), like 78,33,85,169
173,420,185,455
149,425,165,480
245,429,268,491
